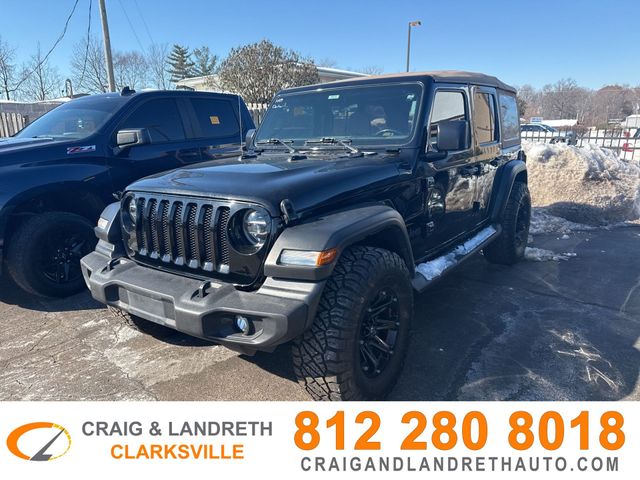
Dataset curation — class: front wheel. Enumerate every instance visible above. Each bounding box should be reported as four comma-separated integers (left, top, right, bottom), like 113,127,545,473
6,212,97,297
292,246,413,401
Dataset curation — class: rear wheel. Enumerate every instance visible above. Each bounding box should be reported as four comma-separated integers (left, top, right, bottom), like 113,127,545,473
6,212,97,297
484,182,531,265
292,246,413,401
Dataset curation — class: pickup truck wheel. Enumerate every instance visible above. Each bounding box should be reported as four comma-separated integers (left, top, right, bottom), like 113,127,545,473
108,306,175,338
6,212,97,297
484,182,531,265
292,246,413,401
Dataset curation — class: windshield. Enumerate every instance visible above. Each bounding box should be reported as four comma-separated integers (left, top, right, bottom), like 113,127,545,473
16,98,123,140
255,83,423,148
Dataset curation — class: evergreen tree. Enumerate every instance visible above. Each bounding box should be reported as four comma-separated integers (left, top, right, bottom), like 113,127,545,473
192,46,218,77
166,44,194,83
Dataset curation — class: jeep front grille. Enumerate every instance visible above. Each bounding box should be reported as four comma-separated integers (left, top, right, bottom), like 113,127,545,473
129,195,232,273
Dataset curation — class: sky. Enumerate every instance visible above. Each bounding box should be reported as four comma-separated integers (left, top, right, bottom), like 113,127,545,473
0,0,638,90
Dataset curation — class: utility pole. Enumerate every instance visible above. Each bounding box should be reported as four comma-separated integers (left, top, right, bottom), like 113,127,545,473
98,0,116,92
406,20,422,72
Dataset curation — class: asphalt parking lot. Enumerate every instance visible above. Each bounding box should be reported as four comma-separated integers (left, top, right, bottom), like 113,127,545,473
1,226,638,401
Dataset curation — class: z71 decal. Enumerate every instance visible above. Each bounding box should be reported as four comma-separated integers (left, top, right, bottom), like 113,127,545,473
67,145,96,154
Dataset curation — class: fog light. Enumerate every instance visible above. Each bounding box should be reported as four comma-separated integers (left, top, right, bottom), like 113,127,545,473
235,315,251,335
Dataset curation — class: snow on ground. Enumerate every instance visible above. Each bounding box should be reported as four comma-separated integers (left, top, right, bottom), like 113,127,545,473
523,141,640,225
529,208,595,235
524,247,577,262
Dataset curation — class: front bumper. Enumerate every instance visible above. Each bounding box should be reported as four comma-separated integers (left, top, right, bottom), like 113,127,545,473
81,251,325,354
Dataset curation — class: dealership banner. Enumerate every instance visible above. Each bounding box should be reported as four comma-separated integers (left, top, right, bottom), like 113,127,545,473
1,402,636,478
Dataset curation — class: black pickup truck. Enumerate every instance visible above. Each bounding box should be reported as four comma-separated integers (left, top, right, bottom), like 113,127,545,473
0,89,254,297
82,72,530,400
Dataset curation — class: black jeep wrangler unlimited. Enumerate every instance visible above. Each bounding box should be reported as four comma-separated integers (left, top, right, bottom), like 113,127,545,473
82,72,530,401
0,89,254,297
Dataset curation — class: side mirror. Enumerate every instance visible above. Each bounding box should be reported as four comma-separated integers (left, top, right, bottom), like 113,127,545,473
116,128,150,149
244,128,256,149
434,120,469,152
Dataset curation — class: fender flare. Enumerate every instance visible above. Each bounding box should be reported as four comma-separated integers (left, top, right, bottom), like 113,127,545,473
489,159,528,222
264,204,415,281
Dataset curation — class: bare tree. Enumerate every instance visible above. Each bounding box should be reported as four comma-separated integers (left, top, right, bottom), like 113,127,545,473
147,43,171,89
359,65,383,75
316,57,337,68
0,35,18,100
21,43,62,101
218,40,319,104
70,36,108,93
539,79,589,120
114,51,149,90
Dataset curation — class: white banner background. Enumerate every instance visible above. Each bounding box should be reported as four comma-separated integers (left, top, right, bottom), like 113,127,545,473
0,401,636,479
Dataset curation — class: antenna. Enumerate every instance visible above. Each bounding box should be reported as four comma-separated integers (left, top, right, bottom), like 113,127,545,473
238,93,243,155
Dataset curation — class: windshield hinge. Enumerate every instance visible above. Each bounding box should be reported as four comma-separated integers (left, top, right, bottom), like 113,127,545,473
280,199,298,225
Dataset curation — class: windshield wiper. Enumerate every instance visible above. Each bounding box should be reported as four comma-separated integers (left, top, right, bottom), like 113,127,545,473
305,137,360,154
255,138,297,153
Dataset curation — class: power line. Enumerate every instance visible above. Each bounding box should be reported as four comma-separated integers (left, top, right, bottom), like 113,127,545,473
14,0,81,90
133,0,155,46
117,0,146,52
78,0,93,89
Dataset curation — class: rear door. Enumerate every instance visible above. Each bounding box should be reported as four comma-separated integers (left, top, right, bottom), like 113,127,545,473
184,96,245,162
471,86,502,223
108,97,201,191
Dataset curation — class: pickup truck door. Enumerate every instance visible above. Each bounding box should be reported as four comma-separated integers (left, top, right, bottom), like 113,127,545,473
107,97,201,192
417,86,478,257
183,96,248,162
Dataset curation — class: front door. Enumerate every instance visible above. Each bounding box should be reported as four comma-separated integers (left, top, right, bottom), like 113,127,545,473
108,97,201,192
418,87,478,257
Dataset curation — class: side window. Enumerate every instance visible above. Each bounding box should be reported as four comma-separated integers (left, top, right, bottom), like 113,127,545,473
473,92,497,144
119,98,185,143
190,98,240,139
429,90,468,149
498,93,520,142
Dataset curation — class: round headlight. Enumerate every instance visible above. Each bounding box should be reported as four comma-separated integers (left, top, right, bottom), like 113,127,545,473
127,197,137,223
243,209,270,247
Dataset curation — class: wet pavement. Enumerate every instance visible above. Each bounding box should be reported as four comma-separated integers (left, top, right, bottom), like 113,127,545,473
1,226,638,401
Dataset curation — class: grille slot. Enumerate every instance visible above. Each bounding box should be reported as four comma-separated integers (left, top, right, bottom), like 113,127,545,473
130,196,235,275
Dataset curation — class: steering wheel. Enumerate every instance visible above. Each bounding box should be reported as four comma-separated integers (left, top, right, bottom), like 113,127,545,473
374,128,403,137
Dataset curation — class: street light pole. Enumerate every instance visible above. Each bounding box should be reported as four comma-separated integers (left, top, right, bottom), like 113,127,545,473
406,20,422,72
98,0,116,92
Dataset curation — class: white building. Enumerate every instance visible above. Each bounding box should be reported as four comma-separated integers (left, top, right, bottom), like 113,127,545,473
175,66,369,92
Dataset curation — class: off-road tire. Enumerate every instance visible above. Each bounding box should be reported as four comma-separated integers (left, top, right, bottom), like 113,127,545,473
6,212,96,297
483,181,531,265
108,306,175,337
292,246,413,401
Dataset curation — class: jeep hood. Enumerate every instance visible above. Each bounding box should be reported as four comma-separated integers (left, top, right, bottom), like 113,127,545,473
128,150,414,216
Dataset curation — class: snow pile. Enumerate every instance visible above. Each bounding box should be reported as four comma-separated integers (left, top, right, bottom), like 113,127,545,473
524,247,576,262
523,141,640,225
529,208,595,235
417,226,496,280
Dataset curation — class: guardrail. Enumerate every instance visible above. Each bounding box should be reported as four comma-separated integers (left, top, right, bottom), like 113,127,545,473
522,125,639,162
